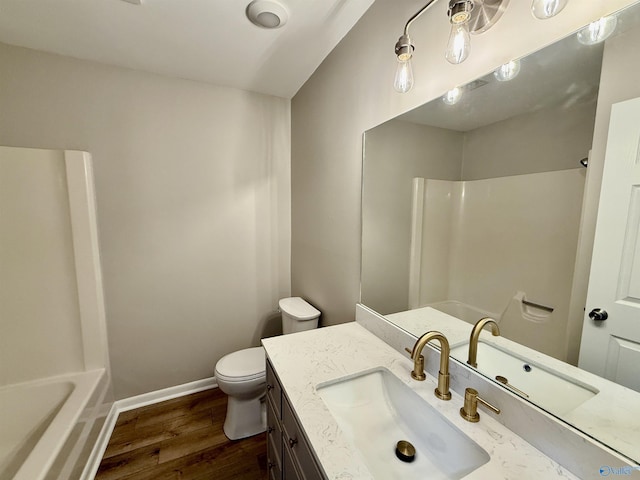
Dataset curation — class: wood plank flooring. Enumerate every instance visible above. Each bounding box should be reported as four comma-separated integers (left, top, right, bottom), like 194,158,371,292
96,388,268,480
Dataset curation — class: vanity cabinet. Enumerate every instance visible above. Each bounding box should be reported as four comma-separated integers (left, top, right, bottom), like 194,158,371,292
266,359,325,480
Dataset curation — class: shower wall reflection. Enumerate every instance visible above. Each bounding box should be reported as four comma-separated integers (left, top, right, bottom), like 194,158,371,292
362,95,595,363
410,170,584,360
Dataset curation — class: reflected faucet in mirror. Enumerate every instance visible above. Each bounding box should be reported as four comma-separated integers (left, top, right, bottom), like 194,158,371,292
406,331,452,400
467,317,500,368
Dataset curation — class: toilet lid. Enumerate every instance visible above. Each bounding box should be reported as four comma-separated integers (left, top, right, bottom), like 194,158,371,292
279,297,320,320
215,346,265,381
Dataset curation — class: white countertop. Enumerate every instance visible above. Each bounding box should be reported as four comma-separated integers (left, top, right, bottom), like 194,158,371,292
262,322,579,480
387,307,640,462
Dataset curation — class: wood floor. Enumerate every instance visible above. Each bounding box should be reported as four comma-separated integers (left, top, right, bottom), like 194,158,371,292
96,388,268,480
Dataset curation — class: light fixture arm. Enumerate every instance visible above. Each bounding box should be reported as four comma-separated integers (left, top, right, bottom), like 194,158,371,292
402,0,439,36
395,1,440,60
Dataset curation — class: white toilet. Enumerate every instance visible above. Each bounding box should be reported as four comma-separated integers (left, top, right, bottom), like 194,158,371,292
214,297,320,440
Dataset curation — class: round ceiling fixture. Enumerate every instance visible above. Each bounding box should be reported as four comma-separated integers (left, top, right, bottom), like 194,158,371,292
246,0,289,29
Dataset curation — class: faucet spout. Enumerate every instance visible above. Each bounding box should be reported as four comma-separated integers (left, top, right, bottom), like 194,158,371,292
408,331,451,401
467,317,500,368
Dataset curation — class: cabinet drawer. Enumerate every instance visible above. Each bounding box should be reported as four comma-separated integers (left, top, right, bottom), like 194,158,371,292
267,395,282,470
266,359,282,416
282,396,324,480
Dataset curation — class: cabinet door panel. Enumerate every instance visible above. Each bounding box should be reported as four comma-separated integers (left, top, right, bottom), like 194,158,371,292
283,445,302,480
268,430,282,480
282,396,324,480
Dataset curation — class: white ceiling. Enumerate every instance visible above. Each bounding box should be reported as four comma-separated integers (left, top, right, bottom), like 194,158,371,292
0,0,374,99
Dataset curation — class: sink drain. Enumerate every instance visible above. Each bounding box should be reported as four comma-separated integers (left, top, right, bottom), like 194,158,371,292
395,440,416,463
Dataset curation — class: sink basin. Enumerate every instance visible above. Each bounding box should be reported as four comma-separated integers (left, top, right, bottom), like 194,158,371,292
316,368,489,480
450,342,599,415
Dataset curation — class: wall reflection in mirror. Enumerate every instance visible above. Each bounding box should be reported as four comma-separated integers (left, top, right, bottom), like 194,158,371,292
362,1,640,463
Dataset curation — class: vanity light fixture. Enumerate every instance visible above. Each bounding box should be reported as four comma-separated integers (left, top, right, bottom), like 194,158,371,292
394,0,508,93
577,15,617,45
493,59,521,81
393,0,438,93
446,1,473,64
394,34,415,93
531,0,569,20
246,0,289,29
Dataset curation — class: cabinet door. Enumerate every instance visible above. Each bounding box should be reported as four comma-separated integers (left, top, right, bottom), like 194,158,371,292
282,396,324,480
283,445,302,480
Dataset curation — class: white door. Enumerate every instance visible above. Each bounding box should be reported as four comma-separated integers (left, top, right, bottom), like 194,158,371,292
579,97,640,393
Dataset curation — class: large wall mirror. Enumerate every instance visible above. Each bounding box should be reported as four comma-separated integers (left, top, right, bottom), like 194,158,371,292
362,1,640,463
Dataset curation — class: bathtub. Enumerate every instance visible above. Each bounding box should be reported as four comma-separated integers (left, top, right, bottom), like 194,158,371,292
427,300,498,325
0,369,107,480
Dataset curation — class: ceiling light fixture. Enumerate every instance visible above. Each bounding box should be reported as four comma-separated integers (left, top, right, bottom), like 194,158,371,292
531,0,569,20
393,0,508,93
246,0,289,29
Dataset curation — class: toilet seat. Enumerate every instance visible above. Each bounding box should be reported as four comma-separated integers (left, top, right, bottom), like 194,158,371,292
215,346,265,383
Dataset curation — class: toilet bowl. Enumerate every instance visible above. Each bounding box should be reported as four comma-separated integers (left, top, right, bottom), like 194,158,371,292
215,347,266,440
214,297,320,440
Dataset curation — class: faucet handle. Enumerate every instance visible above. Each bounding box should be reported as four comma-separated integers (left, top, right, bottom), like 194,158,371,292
460,387,500,422
410,354,426,381
405,347,426,380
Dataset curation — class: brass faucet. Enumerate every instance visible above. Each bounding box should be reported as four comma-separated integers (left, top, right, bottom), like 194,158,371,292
406,331,451,400
459,387,501,422
467,317,500,368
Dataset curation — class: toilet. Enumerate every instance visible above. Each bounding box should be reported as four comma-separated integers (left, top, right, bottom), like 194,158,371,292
214,297,321,440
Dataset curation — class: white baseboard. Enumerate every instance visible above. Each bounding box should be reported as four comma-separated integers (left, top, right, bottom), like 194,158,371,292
116,377,218,412
81,377,218,480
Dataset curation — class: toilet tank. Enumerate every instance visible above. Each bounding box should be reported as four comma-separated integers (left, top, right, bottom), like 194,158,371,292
279,297,321,334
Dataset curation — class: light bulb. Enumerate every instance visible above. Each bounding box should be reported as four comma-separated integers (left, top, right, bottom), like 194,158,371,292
577,15,617,45
445,22,471,64
494,60,521,82
394,57,414,93
531,0,569,20
443,87,463,105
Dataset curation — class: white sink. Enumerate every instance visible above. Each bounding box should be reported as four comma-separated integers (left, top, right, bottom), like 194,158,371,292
316,368,490,480
450,342,599,415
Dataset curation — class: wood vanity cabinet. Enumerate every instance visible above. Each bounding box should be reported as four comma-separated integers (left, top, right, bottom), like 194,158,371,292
266,359,325,480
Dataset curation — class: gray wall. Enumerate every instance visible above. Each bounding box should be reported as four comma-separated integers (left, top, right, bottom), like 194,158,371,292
0,43,291,399
462,102,597,180
291,0,637,326
362,120,462,314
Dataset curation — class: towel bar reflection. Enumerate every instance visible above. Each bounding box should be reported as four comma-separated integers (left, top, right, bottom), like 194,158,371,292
522,299,554,313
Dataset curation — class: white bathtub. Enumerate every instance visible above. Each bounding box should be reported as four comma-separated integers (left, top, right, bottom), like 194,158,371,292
427,300,498,325
0,369,107,480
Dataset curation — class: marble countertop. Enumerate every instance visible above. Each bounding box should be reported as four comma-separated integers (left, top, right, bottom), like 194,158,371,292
262,322,579,480
387,307,640,462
